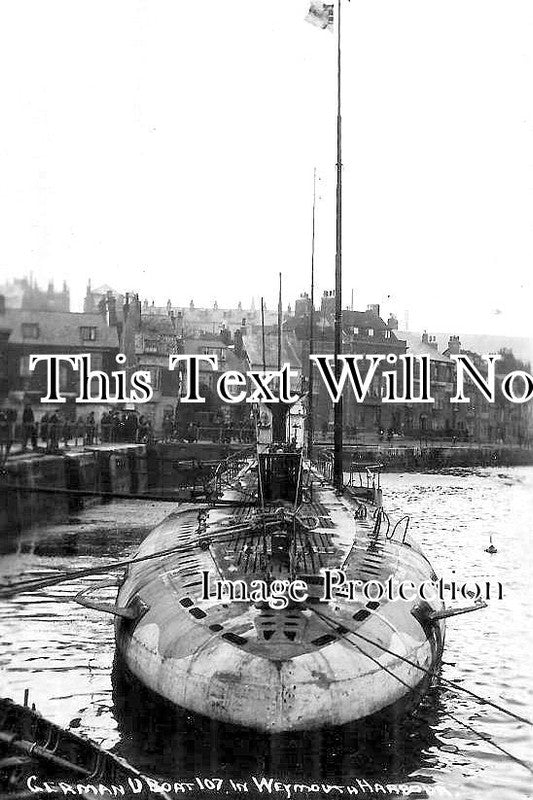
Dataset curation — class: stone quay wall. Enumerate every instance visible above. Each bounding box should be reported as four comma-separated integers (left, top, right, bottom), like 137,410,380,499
1,442,531,535
0,442,243,534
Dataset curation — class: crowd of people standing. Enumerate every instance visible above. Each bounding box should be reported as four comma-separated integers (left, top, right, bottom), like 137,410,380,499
0,404,157,463
1,402,255,464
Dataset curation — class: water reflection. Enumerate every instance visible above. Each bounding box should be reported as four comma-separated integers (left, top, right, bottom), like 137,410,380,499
1,472,532,799
111,654,444,783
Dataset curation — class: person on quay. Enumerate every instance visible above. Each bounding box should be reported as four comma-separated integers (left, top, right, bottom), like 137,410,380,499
39,412,50,449
110,410,119,443
162,411,173,443
22,403,37,451
0,408,12,464
62,416,72,449
48,411,60,452
100,411,110,443
85,411,96,445
74,415,85,447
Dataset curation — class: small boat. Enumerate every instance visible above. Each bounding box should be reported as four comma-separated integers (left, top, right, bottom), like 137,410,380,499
0,696,168,798
485,535,498,554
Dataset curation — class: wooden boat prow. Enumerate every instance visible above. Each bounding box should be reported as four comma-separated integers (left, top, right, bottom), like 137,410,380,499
0,696,169,798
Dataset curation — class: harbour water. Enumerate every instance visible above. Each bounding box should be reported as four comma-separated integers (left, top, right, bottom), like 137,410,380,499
1,468,532,799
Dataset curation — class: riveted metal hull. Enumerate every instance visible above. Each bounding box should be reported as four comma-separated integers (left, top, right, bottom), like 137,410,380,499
115,461,445,732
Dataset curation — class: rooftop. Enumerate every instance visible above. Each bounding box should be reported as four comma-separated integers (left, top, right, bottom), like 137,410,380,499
1,308,119,348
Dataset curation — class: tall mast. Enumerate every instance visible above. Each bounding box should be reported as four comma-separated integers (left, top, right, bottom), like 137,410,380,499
307,168,317,460
275,273,285,443
333,0,343,489
277,272,282,371
261,296,266,372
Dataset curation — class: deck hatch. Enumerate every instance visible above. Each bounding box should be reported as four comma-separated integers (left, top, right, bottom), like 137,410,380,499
312,634,337,646
258,452,302,502
189,607,207,619
222,632,247,646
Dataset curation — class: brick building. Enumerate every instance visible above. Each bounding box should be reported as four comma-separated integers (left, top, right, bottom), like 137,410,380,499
286,292,406,437
0,301,119,421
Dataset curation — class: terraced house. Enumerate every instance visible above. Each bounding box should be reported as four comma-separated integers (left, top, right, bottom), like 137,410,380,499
0,298,119,415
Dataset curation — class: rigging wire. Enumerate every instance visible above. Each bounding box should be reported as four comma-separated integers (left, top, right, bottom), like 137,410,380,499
0,524,263,598
7,443,529,774
315,601,414,691
445,711,533,775
307,605,532,727
0,482,259,506
307,605,532,774
0,502,318,598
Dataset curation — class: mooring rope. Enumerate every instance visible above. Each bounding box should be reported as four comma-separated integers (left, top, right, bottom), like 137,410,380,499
0,505,315,598
1,482,260,506
307,605,533,774
445,711,533,775
308,605,532,727
313,602,414,691
0,522,266,599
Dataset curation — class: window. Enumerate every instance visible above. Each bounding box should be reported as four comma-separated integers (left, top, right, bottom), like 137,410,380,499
384,329,391,339
152,368,162,390
368,328,374,337
144,339,158,353
21,323,39,339
353,326,359,335
80,326,97,341
60,363,70,391
19,355,31,377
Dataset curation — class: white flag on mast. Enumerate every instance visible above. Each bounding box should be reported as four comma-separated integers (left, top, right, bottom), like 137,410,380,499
305,1,334,31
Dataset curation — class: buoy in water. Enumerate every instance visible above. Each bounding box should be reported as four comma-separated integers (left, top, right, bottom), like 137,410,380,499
485,535,497,554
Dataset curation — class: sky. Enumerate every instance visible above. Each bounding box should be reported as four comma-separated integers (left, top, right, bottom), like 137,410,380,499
0,0,532,337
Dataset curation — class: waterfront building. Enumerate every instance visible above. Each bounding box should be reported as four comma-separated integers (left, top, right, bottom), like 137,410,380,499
441,337,531,445
119,294,181,431
0,300,119,423
148,299,280,338
286,292,406,439
119,295,251,435
0,276,70,312
398,331,456,438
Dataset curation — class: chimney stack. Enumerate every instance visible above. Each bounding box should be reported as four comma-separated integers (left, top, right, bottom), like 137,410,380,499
105,291,117,327
447,335,461,355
